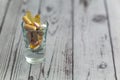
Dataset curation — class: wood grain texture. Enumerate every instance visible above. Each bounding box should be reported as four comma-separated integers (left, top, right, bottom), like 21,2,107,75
0,0,40,80
7,0,41,80
74,0,115,80
0,0,26,80
0,0,11,33
29,0,73,80
0,0,73,80
105,0,120,80
0,0,119,80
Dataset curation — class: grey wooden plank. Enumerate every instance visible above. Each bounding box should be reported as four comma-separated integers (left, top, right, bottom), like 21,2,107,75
6,0,41,80
0,0,28,79
0,0,37,80
74,0,115,80
0,0,11,33
28,0,73,80
105,0,120,80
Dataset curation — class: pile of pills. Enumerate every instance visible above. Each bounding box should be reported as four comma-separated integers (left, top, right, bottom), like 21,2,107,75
22,11,45,50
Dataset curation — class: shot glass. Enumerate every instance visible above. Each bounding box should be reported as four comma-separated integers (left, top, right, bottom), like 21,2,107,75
21,20,48,64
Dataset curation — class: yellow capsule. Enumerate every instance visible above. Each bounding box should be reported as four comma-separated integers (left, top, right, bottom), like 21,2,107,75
34,14,40,24
24,24,36,31
26,11,34,23
29,43,37,49
22,16,32,24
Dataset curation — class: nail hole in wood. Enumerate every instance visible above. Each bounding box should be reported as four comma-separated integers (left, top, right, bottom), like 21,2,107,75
22,9,26,13
98,62,107,69
105,34,107,40
46,6,52,12
92,15,107,23
79,0,92,8
28,76,34,80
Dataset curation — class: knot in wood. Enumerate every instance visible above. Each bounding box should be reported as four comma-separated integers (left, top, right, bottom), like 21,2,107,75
98,62,107,69
92,15,107,23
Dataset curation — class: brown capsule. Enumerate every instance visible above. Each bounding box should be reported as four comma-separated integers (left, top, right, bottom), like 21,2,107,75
22,16,32,24
38,35,43,40
29,39,42,49
24,24,36,31
30,31,38,43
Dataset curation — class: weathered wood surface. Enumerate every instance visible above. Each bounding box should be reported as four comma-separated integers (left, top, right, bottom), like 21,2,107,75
0,0,119,80
105,0,120,80
0,0,73,80
29,0,73,80
74,0,116,80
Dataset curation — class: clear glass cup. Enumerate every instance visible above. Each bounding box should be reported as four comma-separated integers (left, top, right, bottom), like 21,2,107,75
21,20,48,64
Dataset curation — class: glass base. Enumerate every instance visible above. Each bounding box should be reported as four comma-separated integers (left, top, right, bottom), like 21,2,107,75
25,57,45,64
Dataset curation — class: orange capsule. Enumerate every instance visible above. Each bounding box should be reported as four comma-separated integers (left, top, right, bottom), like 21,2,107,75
29,43,38,49
24,24,36,31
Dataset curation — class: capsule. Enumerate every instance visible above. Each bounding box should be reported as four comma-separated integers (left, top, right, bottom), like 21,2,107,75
24,24,36,31
29,32,43,49
30,32,38,43
29,43,38,49
38,35,43,40
22,16,32,24
34,14,40,24
34,22,40,28
29,39,42,49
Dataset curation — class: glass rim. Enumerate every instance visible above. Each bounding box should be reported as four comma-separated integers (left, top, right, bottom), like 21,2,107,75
21,21,49,32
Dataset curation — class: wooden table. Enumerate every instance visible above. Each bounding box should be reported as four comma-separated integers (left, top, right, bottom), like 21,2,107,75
0,0,120,80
